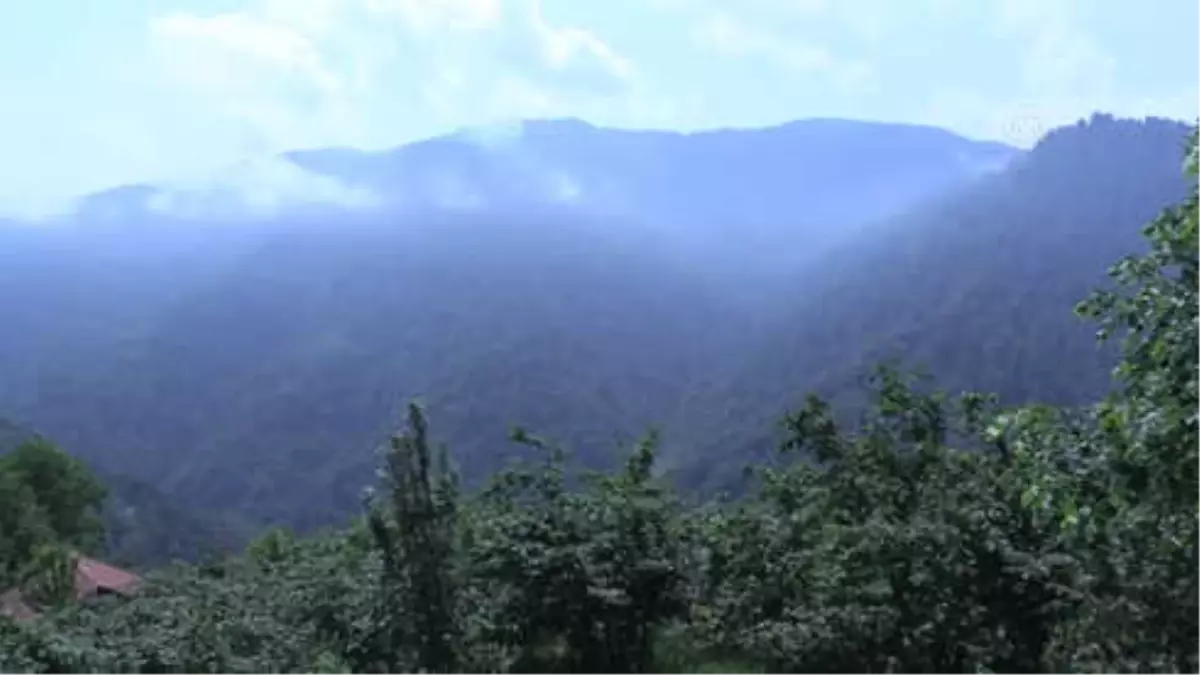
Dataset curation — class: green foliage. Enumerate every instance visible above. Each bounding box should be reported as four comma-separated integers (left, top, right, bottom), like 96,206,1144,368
0,437,107,586
685,370,1081,673
0,532,383,673
20,544,78,609
366,402,462,672
0,468,54,587
465,428,689,672
1037,127,1197,672
1,438,108,551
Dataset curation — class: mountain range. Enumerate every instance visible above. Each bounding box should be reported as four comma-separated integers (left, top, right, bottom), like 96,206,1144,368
0,113,1189,533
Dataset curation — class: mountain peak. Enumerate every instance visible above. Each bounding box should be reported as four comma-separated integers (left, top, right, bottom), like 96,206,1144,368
522,117,597,133
1032,113,1192,152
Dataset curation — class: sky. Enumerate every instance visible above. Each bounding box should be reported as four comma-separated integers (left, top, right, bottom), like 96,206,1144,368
0,0,1196,217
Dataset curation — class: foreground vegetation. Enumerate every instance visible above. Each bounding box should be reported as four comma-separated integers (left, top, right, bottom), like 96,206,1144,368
0,132,1195,673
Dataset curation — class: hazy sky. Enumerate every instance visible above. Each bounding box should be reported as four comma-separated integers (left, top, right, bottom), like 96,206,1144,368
1,0,1196,216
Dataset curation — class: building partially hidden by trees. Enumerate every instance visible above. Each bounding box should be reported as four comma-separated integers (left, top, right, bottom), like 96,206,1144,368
0,554,142,622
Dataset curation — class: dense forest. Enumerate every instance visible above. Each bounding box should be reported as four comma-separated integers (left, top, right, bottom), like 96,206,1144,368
0,116,1189,533
0,117,1019,531
671,114,1192,491
0,421,243,568
0,125,1195,672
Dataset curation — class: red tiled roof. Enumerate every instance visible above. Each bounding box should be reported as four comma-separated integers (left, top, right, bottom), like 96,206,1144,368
74,556,142,599
0,556,141,621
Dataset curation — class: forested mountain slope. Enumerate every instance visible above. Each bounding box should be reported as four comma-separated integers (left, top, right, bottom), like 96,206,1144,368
0,115,1187,529
0,118,1017,528
0,416,241,567
19,213,749,527
665,114,1193,488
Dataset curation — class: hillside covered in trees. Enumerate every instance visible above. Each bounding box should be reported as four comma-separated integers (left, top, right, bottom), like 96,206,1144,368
669,114,1193,490
0,128,1195,672
0,115,1190,531
0,419,243,568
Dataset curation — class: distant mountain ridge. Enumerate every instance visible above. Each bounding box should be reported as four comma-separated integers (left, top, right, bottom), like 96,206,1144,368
0,113,1186,530
69,118,1018,246
285,117,1017,217
289,118,1020,272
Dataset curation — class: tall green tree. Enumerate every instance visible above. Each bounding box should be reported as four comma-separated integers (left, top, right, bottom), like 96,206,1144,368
0,438,108,551
467,429,688,673
366,403,462,673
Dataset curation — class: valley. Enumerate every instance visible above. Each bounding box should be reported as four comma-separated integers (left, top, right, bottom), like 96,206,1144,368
0,115,1189,531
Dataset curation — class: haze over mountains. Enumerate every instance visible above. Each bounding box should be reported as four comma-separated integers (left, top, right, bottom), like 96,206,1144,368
0,113,1189,531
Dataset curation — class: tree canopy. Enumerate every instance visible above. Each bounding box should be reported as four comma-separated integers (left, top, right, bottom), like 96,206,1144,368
0,437,107,589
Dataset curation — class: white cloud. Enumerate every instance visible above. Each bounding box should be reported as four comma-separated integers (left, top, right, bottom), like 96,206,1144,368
548,170,582,202
658,0,875,97
995,0,1116,97
1,0,1191,218
133,0,643,213
696,12,831,72
529,1,633,80
145,156,380,219
366,0,502,34
454,119,526,148
153,12,333,82
914,0,1179,148
924,92,1071,147
149,5,358,158
925,79,1196,150
155,1,644,140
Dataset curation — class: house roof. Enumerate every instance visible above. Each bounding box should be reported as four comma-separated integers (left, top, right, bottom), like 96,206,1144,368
0,555,142,622
74,555,142,599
